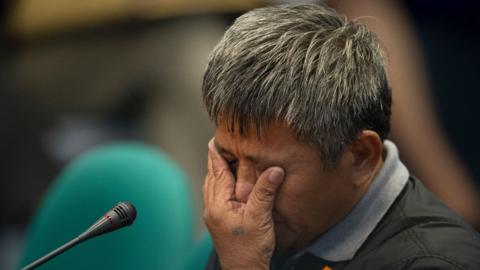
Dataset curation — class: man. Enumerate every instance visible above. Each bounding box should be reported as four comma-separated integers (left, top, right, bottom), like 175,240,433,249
201,4,480,270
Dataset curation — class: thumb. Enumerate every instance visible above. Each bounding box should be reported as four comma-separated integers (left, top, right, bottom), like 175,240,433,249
246,167,285,217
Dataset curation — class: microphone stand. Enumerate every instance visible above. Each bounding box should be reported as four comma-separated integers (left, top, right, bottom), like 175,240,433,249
21,235,86,270
20,202,136,270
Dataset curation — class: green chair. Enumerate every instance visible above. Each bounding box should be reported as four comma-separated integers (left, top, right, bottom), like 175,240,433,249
18,142,212,269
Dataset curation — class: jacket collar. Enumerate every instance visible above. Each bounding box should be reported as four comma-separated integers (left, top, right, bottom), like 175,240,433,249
303,140,409,262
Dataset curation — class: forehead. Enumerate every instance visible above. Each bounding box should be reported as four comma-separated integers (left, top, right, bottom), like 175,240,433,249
215,120,295,147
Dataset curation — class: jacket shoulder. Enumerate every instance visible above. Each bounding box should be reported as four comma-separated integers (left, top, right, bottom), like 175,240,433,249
349,177,480,270
391,255,472,270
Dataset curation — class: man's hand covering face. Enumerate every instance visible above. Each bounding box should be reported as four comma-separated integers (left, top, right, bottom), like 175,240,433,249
203,138,285,269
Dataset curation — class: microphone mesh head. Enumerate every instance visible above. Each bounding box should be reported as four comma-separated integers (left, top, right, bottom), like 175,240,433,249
114,202,137,226
78,202,137,242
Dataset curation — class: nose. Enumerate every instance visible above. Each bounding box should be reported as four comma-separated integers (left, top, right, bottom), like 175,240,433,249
234,164,257,203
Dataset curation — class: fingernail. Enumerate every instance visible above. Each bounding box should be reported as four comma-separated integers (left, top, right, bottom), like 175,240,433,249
268,168,284,185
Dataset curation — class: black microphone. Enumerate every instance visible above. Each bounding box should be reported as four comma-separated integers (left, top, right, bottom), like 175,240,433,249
21,202,137,270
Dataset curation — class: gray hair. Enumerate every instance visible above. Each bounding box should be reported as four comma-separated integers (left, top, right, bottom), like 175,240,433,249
202,4,391,169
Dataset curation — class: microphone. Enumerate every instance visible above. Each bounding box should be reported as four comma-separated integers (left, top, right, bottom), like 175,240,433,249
21,202,137,270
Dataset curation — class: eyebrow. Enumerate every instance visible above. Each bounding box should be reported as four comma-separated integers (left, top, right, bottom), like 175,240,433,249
214,140,266,164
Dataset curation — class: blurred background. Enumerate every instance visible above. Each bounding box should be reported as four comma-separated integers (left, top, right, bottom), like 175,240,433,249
0,0,479,269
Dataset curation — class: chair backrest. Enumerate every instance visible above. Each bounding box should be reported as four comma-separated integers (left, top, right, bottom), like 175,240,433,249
18,142,197,270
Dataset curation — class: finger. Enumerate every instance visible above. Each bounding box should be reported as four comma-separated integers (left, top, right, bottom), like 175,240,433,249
205,142,216,206
207,138,214,174
204,138,217,208
202,175,207,207
208,139,231,175
245,167,284,218
203,174,211,208
208,139,236,202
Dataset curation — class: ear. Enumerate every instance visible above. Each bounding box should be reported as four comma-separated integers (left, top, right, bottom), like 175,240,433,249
349,130,384,187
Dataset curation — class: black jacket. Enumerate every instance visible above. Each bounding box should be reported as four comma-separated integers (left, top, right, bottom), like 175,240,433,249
206,177,480,269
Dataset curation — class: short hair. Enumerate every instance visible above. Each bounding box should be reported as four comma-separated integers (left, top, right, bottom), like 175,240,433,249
202,4,391,169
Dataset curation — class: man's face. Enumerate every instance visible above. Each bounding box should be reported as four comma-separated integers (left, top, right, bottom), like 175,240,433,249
214,121,361,250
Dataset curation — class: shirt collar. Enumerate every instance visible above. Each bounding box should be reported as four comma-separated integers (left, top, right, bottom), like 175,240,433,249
303,140,409,262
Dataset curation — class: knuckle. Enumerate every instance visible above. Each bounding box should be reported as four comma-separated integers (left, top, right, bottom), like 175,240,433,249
203,208,222,226
215,167,228,179
254,187,275,202
262,187,276,198
254,194,271,205
211,168,220,178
